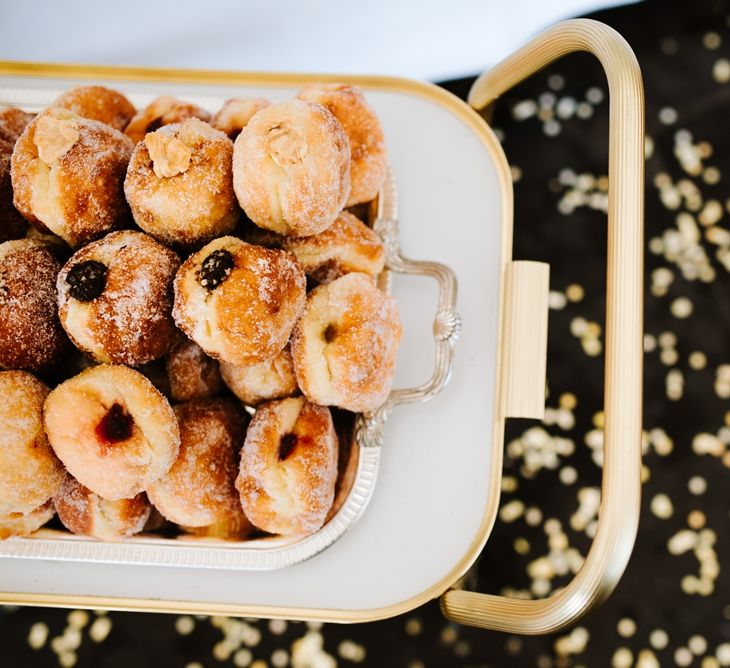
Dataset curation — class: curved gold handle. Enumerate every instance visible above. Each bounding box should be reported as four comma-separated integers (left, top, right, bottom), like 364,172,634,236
440,19,644,634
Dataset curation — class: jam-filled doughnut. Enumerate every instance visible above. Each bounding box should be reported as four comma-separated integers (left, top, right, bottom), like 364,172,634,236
291,272,402,412
125,118,238,248
236,397,338,535
219,345,298,407
44,365,180,500
283,210,385,283
232,99,350,236
0,500,55,540
147,398,248,528
173,236,306,366
57,230,182,366
54,475,151,540
211,98,270,140
0,239,69,371
298,83,387,206
0,371,65,516
0,106,34,144
124,95,211,144
52,86,136,132
11,108,133,247
165,339,223,402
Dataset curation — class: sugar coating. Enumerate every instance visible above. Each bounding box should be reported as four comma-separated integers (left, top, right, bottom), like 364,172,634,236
211,98,271,140
165,339,223,402
52,86,136,132
220,344,298,406
0,500,55,540
124,95,211,145
0,106,34,144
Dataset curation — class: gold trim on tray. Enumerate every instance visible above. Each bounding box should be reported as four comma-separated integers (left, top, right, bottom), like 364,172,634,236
441,18,645,633
0,59,513,622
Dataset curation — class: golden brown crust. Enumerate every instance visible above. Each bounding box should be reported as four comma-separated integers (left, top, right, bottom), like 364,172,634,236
0,239,69,371
53,474,151,540
173,236,306,366
298,84,387,206
124,96,211,144
211,98,270,140
283,210,385,282
125,118,238,248
0,371,65,515
0,106,34,144
219,344,298,406
165,339,223,402
232,99,350,236
147,398,248,527
57,230,182,366
52,86,136,132
236,397,337,535
11,108,133,247
290,273,402,412
44,364,180,500
0,500,55,540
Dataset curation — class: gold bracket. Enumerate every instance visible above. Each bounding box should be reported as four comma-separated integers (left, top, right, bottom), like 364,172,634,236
440,18,644,633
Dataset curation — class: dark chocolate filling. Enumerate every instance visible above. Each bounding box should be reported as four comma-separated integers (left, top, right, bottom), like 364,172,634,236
66,260,108,302
198,249,235,291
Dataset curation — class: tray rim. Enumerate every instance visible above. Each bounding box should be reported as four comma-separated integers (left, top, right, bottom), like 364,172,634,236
0,60,512,623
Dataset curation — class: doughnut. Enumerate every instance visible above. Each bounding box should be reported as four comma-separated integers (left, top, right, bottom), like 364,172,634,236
0,239,69,371
0,371,65,515
53,474,151,540
211,98,270,140
0,106,35,144
52,86,136,132
236,397,337,535
298,84,387,206
147,398,248,527
291,272,402,412
44,364,180,500
173,236,306,366
0,500,55,540
125,118,238,248
165,339,223,402
124,95,211,144
283,210,385,283
11,108,133,247
219,344,298,406
57,230,182,366
232,99,350,236
180,506,251,540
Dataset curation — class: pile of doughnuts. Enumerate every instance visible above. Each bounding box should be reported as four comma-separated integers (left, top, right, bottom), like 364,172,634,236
0,82,401,542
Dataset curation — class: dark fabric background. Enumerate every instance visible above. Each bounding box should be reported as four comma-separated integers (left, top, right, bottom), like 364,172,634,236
5,0,730,665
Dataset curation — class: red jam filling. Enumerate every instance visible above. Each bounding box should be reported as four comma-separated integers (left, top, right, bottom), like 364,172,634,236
95,403,134,446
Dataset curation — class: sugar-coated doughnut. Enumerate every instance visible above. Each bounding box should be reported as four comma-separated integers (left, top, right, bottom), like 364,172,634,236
0,106,34,144
44,365,180,500
54,474,151,540
283,210,385,283
124,95,211,144
232,99,350,236
165,339,223,402
298,84,387,206
0,140,28,242
236,397,337,535
52,86,136,132
211,98,270,140
11,108,133,247
0,239,69,371
125,118,238,248
57,231,182,366
180,508,251,540
173,236,306,366
147,398,248,527
291,272,402,412
0,371,65,515
0,500,55,540
219,344,298,406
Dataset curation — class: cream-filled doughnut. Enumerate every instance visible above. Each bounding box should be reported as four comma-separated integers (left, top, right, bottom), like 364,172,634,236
11,108,133,247
44,365,180,500
147,398,248,528
298,83,387,206
125,118,238,248
291,272,402,412
124,95,211,144
236,397,337,535
52,86,136,132
54,474,151,540
0,371,65,515
173,236,306,366
57,230,182,366
232,99,350,236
